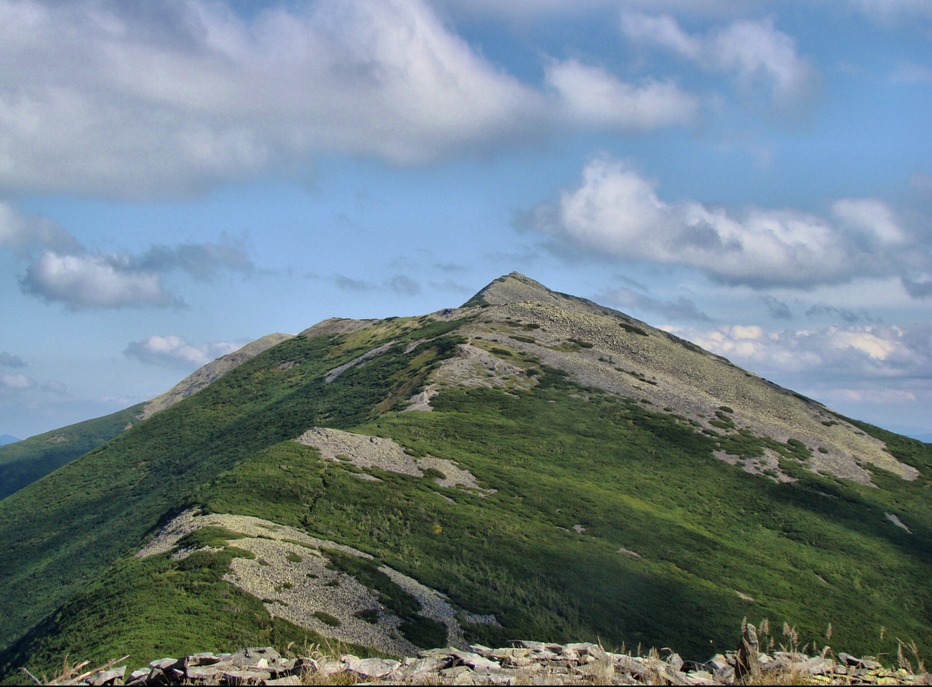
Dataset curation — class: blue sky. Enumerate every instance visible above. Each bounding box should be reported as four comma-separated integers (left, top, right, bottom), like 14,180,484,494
1,0,930,440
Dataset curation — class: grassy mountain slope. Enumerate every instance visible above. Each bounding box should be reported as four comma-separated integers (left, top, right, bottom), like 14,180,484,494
0,334,293,503
0,274,929,681
0,404,144,501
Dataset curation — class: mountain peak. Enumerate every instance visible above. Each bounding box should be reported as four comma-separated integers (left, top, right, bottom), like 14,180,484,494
464,272,565,308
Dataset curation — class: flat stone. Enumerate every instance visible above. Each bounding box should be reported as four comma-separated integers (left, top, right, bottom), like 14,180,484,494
221,668,272,682
800,657,834,675
510,640,546,651
440,665,473,678
143,667,170,687
127,668,149,681
345,657,401,679
449,648,500,672
403,655,454,676
318,660,346,675
266,676,303,686
87,666,126,686
185,652,222,667
186,665,224,681
148,658,180,671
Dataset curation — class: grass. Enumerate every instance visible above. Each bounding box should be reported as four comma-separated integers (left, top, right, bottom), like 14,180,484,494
0,404,144,500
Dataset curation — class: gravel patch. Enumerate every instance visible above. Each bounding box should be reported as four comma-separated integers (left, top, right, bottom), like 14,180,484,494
295,427,493,495
136,510,498,655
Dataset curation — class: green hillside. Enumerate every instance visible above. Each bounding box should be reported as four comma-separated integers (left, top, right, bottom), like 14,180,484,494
0,405,143,501
0,333,292,502
0,274,929,682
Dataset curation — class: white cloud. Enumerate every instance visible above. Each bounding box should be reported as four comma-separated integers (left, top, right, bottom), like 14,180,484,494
0,202,78,255
544,60,699,130
528,155,929,291
669,322,932,382
0,0,716,197
620,13,817,105
20,252,172,309
831,198,909,247
0,0,546,196
124,335,241,369
5,202,256,309
0,373,34,391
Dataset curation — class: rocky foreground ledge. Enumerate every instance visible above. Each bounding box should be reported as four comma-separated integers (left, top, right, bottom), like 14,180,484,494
25,639,930,686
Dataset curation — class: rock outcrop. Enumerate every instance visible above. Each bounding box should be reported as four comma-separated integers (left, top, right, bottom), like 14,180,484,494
31,641,929,686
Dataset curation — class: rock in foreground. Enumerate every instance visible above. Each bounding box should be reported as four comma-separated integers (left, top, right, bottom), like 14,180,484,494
28,641,929,686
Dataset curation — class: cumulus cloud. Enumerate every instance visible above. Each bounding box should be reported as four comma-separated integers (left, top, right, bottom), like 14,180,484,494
528,155,930,292
620,13,817,106
20,252,173,309
124,335,241,369
0,0,540,196
18,237,255,310
0,0,711,197
668,322,932,381
544,59,699,130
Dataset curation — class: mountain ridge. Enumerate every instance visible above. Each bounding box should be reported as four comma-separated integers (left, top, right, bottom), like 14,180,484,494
0,272,928,681
0,334,294,502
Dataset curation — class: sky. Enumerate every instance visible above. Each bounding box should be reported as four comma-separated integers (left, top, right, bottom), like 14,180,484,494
1,0,930,441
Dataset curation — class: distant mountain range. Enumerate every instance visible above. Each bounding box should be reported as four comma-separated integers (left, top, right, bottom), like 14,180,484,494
0,273,928,681
0,435,18,446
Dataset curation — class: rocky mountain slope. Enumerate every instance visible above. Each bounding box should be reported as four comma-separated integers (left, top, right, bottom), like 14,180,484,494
0,273,928,682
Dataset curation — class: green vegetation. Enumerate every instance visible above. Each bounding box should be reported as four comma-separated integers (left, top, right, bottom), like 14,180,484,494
197,384,929,660
0,544,376,680
313,612,341,627
0,404,144,500
619,322,648,336
0,318,469,675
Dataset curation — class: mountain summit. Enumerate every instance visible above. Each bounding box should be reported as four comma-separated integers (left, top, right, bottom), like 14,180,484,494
0,273,928,679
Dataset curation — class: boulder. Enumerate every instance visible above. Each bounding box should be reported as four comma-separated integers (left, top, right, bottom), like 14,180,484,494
87,666,125,686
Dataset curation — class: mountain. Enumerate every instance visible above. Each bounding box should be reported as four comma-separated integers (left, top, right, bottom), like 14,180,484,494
0,273,928,681
0,435,19,446
0,334,292,502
